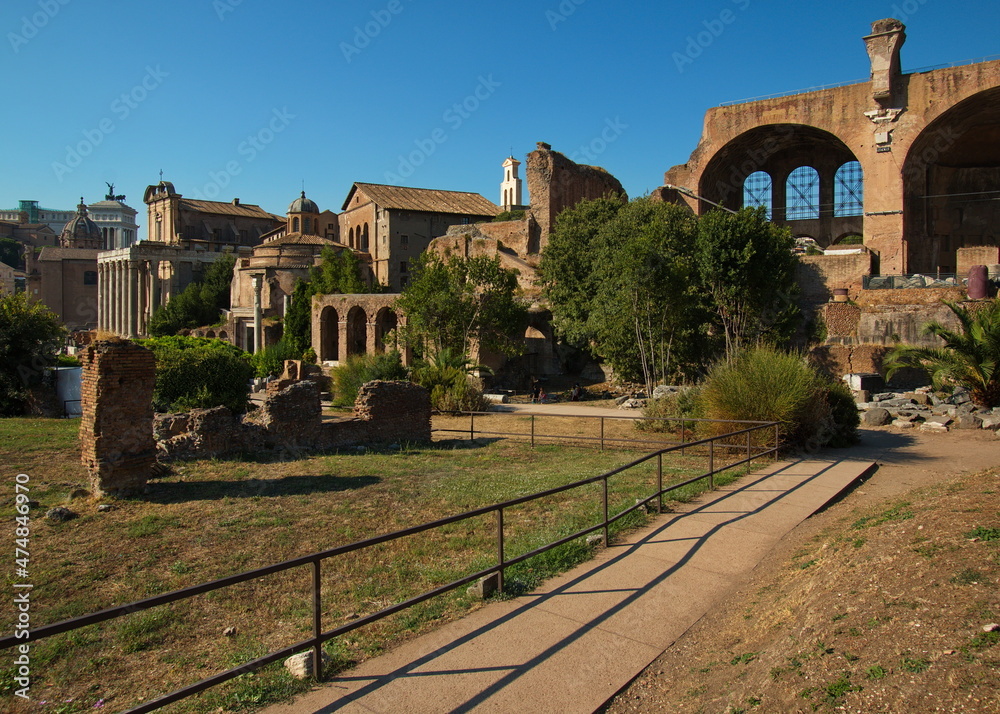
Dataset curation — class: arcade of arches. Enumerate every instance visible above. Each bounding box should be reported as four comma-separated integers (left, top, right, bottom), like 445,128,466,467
661,19,1000,276
311,294,409,365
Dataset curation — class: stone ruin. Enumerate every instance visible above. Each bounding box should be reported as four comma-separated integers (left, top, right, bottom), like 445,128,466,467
79,341,432,496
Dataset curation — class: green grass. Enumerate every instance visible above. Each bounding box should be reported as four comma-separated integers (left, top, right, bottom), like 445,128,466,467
1,415,767,712
851,502,914,529
965,526,1000,541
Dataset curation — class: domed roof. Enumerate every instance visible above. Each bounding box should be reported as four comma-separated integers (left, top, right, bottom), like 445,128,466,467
288,190,319,214
61,198,103,248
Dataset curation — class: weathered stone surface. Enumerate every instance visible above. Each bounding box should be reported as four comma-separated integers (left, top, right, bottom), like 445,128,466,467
863,408,892,426
979,415,1000,431
284,651,330,679
46,507,77,522
467,572,501,600
953,414,983,430
892,419,917,429
904,392,930,405
80,341,156,497
925,415,953,426
920,422,949,433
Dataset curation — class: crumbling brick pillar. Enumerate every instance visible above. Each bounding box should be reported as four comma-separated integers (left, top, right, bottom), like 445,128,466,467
80,340,157,497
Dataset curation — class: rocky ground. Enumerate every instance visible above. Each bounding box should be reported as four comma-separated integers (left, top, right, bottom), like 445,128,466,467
602,428,1000,714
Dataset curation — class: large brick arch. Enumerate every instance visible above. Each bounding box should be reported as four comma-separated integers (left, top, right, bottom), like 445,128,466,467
903,86,1000,273
695,124,863,247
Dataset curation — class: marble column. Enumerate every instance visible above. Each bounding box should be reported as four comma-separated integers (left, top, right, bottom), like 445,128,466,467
112,262,122,336
97,264,106,331
137,263,147,337
149,260,160,325
251,274,263,354
126,260,137,338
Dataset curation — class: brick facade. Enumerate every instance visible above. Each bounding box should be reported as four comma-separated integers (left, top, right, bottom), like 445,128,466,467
79,340,157,496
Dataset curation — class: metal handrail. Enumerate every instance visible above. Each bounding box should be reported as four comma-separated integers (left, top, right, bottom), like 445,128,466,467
0,418,779,712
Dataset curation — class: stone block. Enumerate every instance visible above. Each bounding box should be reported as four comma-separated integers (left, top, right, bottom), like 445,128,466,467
467,572,501,600
862,408,892,426
284,650,330,679
954,414,983,430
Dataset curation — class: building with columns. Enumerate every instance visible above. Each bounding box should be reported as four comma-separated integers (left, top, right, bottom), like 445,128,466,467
96,180,283,338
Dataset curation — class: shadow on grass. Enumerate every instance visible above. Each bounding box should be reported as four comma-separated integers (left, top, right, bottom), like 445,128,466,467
142,474,382,503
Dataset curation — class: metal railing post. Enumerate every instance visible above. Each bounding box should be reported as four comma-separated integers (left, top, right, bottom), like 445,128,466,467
531,414,535,447
709,439,715,490
600,417,605,451
680,421,686,455
602,476,609,544
497,508,505,594
657,452,663,513
312,560,323,680
774,423,779,457
746,429,751,463
470,412,475,442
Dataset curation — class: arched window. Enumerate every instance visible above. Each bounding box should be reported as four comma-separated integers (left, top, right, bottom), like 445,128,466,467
293,217,300,232
304,217,311,234
362,223,370,252
786,166,820,220
349,227,355,248
742,171,773,219
834,161,864,217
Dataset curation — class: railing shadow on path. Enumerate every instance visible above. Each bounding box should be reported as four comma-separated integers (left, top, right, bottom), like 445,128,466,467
312,457,874,713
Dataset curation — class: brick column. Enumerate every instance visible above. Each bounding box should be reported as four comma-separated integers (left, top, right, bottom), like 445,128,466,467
80,340,156,497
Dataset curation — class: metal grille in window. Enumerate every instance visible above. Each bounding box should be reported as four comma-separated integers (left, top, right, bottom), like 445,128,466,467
834,161,863,217
742,171,773,219
786,166,820,220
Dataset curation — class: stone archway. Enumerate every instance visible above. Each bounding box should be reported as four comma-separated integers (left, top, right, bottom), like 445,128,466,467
374,307,398,353
347,306,367,356
903,86,1000,274
320,306,339,362
698,123,864,248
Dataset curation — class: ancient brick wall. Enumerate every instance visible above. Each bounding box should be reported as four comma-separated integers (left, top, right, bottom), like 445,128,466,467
795,251,873,310
155,379,431,460
526,143,626,250
79,340,156,496
821,303,861,340
956,247,1000,279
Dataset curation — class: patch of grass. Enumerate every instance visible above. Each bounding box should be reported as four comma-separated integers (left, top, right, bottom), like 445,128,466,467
965,525,1000,541
900,655,930,673
117,609,173,653
798,559,818,569
126,514,181,538
866,664,888,680
961,630,1000,660
851,502,914,529
951,568,985,585
823,672,861,704
730,652,758,665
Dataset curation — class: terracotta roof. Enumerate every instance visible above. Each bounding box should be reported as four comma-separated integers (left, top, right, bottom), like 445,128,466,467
345,183,500,216
261,233,341,248
37,247,101,260
178,198,282,222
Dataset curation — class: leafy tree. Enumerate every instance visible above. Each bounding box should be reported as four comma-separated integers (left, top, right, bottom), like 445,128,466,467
538,196,625,349
0,293,66,415
396,253,528,358
883,300,1000,407
284,248,369,356
588,199,709,390
137,335,253,413
148,254,236,336
0,238,23,270
694,207,799,359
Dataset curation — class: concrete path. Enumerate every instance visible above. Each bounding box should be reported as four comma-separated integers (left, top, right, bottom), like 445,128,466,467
264,456,875,714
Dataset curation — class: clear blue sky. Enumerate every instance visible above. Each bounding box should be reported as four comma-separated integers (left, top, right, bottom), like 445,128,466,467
2,0,998,231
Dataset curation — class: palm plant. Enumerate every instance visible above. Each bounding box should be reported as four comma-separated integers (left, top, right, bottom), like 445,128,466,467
883,300,1000,407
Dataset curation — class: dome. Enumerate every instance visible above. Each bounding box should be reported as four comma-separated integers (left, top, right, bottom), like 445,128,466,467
288,191,319,214
61,198,103,249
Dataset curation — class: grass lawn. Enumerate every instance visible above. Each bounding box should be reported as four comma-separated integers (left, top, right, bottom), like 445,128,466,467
0,416,748,712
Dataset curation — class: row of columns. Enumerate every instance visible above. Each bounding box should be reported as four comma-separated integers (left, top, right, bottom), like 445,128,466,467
97,259,169,338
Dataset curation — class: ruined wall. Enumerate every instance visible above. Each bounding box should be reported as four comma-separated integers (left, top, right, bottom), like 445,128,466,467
155,379,431,460
79,340,156,496
956,246,1000,277
795,251,873,309
526,143,627,250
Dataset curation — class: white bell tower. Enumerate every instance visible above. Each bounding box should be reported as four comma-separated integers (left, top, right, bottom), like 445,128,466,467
500,156,523,210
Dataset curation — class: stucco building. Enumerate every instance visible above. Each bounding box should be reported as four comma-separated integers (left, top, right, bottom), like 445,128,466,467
338,182,500,290
659,18,1000,276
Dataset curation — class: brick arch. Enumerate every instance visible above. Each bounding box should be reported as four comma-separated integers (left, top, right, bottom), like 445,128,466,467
374,307,399,353
696,123,862,247
903,86,1000,273
346,305,368,356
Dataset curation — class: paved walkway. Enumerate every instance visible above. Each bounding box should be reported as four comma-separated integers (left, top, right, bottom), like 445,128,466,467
265,456,875,714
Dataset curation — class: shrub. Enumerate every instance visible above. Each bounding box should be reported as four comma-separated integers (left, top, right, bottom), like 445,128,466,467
330,352,407,407
137,336,254,413
0,292,66,416
636,387,702,434
824,380,861,447
250,339,301,379
698,346,856,450
410,350,490,412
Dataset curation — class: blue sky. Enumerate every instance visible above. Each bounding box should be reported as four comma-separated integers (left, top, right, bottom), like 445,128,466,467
2,0,998,231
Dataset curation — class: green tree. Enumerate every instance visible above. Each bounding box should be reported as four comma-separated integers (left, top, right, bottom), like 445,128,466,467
148,254,236,336
588,199,708,390
395,253,528,358
283,248,369,356
538,196,625,348
0,238,23,270
883,300,1000,407
137,335,253,413
0,293,66,416
694,207,799,359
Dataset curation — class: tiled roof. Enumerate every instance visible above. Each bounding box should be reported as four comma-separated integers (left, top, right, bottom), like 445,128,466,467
179,198,282,222
37,247,101,260
345,183,500,216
